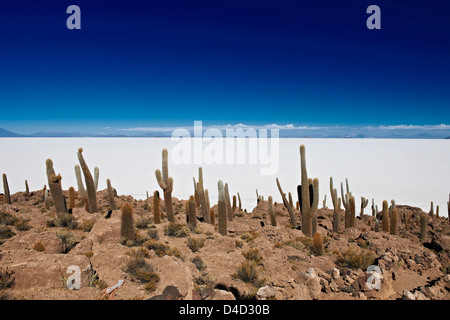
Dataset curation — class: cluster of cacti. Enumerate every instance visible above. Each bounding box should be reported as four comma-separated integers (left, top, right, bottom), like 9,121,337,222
2,173,11,204
155,149,174,223
217,180,227,236
298,145,319,238
341,182,355,228
77,148,98,213
45,159,67,213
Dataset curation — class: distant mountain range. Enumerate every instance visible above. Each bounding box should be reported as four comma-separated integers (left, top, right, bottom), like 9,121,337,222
1,125,450,139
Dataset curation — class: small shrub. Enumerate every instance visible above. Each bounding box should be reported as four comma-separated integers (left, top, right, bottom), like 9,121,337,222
234,260,266,288
14,219,31,231
33,242,45,252
335,248,376,271
147,226,159,240
123,248,159,292
80,220,95,232
235,240,244,249
0,212,18,226
194,273,216,288
242,248,263,264
0,226,15,240
136,217,152,229
56,230,79,253
164,223,190,238
142,240,182,259
186,237,205,252
0,268,14,289
191,256,206,272
47,213,78,229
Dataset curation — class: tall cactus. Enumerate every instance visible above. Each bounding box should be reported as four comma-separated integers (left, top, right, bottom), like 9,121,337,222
45,159,67,213
390,208,398,235
68,187,76,211
268,196,277,226
341,183,351,228
360,197,369,218
120,203,135,244
187,195,197,228
106,179,117,210
276,178,297,229
332,189,339,233
77,148,98,213
298,145,319,237
420,213,427,241
153,191,161,224
155,148,175,223
44,189,50,211
218,180,227,236
224,183,233,221
237,192,242,212
2,173,11,204
382,200,390,232
94,167,100,191
25,180,30,197
75,164,87,207
197,167,211,223
349,195,356,227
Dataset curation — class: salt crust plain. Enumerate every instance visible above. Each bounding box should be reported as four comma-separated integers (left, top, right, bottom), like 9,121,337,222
0,138,448,216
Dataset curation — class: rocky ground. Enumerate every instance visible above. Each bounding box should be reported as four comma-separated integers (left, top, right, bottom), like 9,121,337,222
0,189,449,300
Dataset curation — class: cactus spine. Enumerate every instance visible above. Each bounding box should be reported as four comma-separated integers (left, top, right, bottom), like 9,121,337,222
218,180,227,236
2,173,11,204
77,148,98,213
155,149,175,223
106,179,117,210
268,196,277,226
382,200,390,232
45,159,67,213
120,203,135,244
153,191,161,224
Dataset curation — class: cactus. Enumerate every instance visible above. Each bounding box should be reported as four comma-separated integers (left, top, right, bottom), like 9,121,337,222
77,148,98,213
237,192,242,211
436,205,439,219
196,167,211,223
345,178,351,196
225,183,233,221
25,180,29,197
332,189,339,233
382,200,390,232
341,183,351,228
349,195,356,227
299,145,319,238
371,199,376,216
218,180,227,236
153,191,161,224
312,233,324,256
106,179,117,210
232,195,237,214
2,173,11,204
155,149,175,223
209,207,215,225
120,203,135,243
205,189,210,213
360,197,369,218
420,213,427,241
429,201,434,219
276,178,297,229
187,195,197,228
44,189,50,211
68,187,76,211
323,194,327,209
268,196,277,226
390,208,398,235
374,219,380,232
45,159,67,213
74,164,87,203
94,167,100,191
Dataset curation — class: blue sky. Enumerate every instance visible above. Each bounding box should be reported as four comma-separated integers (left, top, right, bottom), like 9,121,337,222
0,0,449,134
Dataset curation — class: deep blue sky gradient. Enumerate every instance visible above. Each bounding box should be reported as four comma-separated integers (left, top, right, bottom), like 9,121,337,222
0,0,449,133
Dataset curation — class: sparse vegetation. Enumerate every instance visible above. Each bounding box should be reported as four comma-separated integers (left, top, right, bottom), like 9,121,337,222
123,248,159,292
56,230,79,253
186,237,205,252
0,268,14,290
335,248,376,271
164,223,190,238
